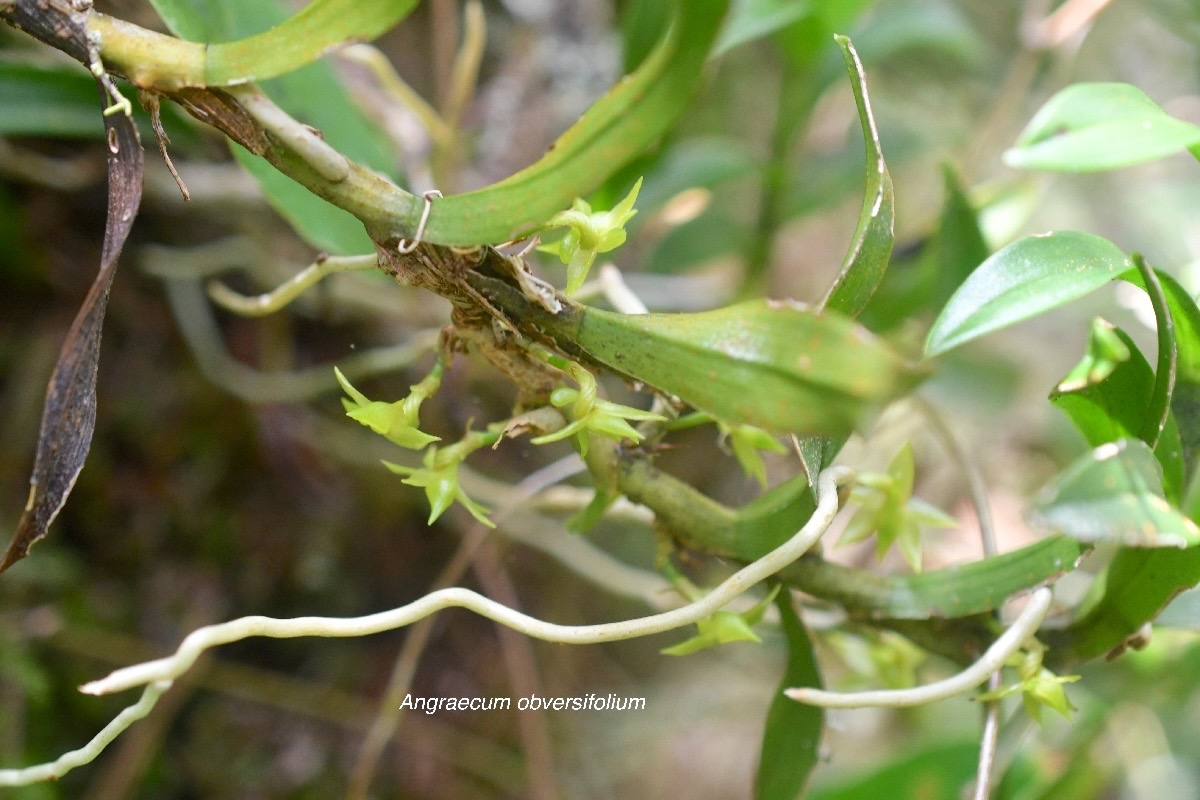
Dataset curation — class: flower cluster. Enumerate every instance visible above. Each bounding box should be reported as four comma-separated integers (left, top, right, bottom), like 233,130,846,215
337,365,497,527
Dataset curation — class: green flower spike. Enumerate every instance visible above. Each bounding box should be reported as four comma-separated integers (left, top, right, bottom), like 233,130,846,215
977,645,1080,724
383,436,495,528
839,443,957,572
719,421,787,488
530,361,665,456
662,585,781,656
335,365,441,450
543,177,642,294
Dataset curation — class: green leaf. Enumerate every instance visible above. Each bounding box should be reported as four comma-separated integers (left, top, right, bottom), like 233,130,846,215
714,0,814,56
151,0,397,254
149,0,419,86
1004,83,1200,172
1052,324,1186,503
0,60,199,143
0,61,107,138
1124,268,1200,485
1030,439,1200,547
633,138,758,217
820,36,895,318
860,166,988,332
645,211,748,274
418,0,732,246
808,741,978,800
619,0,671,72
1047,546,1200,665
755,591,823,800
925,231,1130,356
929,166,991,312
573,299,925,436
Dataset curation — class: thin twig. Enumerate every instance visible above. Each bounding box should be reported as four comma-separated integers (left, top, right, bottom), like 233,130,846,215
913,394,1002,798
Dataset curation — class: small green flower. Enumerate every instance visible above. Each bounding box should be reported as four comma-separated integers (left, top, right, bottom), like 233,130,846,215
662,585,781,656
839,443,957,571
977,646,1080,724
542,178,642,294
719,422,787,488
384,444,494,528
825,629,928,690
531,362,664,456
336,366,440,450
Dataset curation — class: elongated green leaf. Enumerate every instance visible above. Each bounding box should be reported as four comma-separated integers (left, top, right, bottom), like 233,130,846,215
1005,83,1200,172
148,0,418,87
0,61,104,138
756,592,823,800
1123,268,1200,480
929,166,990,310
820,35,894,318
574,300,924,436
1029,439,1199,547
809,741,978,800
715,0,814,56
0,60,199,143
138,0,730,250
861,166,988,332
633,138,757,218
646,210,747,274
151,0,397,254
416,0,730,245
1048,546,1200,665
1052,325,1185,503
781,535,1085,619
925,231,1130,356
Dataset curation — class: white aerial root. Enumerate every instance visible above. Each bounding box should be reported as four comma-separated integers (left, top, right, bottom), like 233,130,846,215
0,681,171,786
207,253,378,317
786,587,1054,708
79,466,851,700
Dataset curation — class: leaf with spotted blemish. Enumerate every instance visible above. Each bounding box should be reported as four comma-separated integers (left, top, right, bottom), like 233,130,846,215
1030,438,1200,548
0,1,144,574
